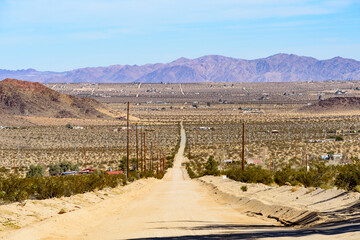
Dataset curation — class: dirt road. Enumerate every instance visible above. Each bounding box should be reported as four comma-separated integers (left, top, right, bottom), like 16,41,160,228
5,124,359,239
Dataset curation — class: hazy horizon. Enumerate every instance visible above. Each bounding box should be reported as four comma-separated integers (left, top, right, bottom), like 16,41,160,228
1,0,359,71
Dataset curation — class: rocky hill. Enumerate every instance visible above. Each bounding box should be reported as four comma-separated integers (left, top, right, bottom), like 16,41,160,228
301,97,360,112
0,78,113,119
0,54,359,83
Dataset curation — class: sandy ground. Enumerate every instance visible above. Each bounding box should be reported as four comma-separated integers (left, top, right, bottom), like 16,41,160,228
1,124,360,239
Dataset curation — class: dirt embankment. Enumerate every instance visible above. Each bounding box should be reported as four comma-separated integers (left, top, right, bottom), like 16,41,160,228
0,178,159,235
198,176,360,227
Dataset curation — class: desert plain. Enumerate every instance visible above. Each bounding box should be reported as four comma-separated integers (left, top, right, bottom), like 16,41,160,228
1,80,360,239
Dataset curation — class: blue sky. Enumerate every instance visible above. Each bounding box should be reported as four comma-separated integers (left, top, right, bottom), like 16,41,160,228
0,0,359,71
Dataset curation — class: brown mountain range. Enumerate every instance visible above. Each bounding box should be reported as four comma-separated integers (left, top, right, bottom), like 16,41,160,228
0,79,113,119
0,54,359,83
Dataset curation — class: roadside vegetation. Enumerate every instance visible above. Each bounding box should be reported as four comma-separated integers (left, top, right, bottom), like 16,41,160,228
186,155,360,192
0,124,181,203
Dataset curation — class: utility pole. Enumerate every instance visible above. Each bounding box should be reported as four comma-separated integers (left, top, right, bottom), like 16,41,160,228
44,136,47,161
163,153,166,172
13,151,16,173
150,142,153,172
126,101,130,178
84,145,87,169
143,132,146,172
305,143,308,172
136,123,139,171
17,137,20,168
188,128,191,157
160,149,163,173
156,161,159,175
227,127,230,146
140,127,143,172
164,133,167,156
74,135,77,153
106,134,109,153
288,126,290,142
242,122,245,172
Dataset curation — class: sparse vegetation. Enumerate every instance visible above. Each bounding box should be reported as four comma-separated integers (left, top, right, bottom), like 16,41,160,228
0,172,127,203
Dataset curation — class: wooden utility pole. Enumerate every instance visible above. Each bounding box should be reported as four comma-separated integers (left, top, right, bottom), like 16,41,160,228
74,135,77,153
188,128,191,157
84,145,87,169
13,152,16,173
106,134,108,153
140,127,143,172
163,151,166,172
160,149,163,173
44,136,47,160
143,132,146,172
136,123,139,171
126,101,130,178
242,122,245,172
150,142,153,172
305,143,308,172
17,139,20,168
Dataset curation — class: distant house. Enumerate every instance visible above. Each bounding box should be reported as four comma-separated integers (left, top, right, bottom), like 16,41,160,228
325,138,336,142
335,90,348,95
223,159,233,163
105,170,123,175
321,155,330,160
271,130,279,134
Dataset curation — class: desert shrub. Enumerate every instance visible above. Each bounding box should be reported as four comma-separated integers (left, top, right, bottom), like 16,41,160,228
65,123,73,129
119,156,126,171
49,162,79,176
185,163,197,179
224,165,273,185
335,164,360,191
275,162,334,187
0,167,9,173
203,156,220,176
26,165,45,178
49,164,62,176
274,164,298,186
335,136,344,141
295,162,335,188
0,172,126,203
241,185,248,192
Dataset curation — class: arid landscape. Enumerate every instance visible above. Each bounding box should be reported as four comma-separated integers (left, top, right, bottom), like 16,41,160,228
0,78,359,239
2,1,360,239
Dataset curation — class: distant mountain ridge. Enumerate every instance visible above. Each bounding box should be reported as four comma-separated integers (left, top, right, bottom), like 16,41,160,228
1,54,360,83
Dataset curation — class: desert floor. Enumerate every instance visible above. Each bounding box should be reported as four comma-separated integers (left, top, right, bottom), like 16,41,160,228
2,124,359,240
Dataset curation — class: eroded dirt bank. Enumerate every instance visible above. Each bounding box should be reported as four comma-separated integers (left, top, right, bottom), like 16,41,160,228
198,176,360,227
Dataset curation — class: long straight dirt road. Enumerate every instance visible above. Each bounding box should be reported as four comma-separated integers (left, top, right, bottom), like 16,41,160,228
5,124,359,239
